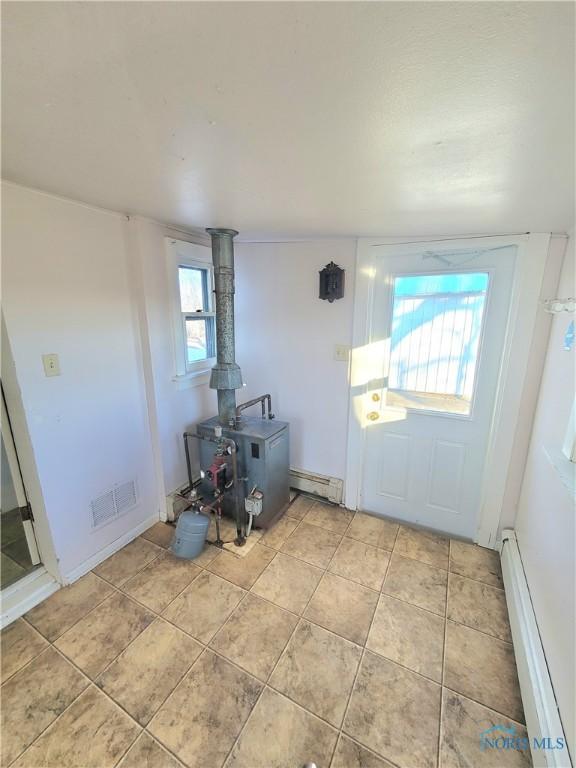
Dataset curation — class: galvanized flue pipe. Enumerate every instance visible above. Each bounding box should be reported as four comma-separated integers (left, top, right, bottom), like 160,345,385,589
206,228,243,426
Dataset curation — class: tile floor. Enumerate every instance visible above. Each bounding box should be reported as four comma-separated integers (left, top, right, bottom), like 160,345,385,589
1,509,36,589
1,495,532,768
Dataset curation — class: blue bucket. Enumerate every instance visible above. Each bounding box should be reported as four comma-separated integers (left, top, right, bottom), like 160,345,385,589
171,510,210,560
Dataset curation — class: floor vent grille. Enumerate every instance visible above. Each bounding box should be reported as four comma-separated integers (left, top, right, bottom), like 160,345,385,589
90,480,138,529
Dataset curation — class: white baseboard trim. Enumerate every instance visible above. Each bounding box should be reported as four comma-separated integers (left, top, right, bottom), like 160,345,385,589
1,567,60,629
163,482,194,522
290,468,344,504
500,529,571,768
63,514,159,585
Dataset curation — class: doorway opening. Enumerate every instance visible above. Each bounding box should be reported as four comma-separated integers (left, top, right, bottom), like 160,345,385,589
1,385,41,589
345,234,553,545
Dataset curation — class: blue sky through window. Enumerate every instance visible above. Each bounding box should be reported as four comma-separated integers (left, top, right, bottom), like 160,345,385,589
394,273,488,297
389,272,489,405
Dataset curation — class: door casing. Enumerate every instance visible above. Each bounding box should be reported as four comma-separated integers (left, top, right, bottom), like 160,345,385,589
1,390,41,565
345,233,552,548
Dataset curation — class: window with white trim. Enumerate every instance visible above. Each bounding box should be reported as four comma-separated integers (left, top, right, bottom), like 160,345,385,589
179,265,216,365
166,239,216,381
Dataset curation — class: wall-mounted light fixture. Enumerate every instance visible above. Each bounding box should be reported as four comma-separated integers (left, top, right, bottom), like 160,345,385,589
319,262,345,303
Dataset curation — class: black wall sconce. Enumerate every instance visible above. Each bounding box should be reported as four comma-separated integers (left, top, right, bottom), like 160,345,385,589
319,262,345,303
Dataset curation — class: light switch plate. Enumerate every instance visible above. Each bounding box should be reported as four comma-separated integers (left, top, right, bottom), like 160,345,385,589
42,353,60,377
334,344,350,362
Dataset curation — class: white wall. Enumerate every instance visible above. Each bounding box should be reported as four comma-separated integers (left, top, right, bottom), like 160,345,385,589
235,241,356,480
134,234,358,494
131,217,217,498
1,189,358,579
2,183,159,581
498,235,568,533
3,179,571,615
514,236,575,757
125,234,359,495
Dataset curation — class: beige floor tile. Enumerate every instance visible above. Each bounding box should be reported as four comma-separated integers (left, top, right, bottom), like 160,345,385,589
162,570,244,643
286,494,316,520
366,594,444,682
207,544,276,589
1,647,89,765
3,536,34,570
211,593,298,681
97,618,202,725
1,618,48,681
118,733,183,768
122,551,201,613
1,551,25,584
280,522,342,568
208,515,240,544
382,553,447,615
441,689,532,768
444,621,524,722
226,687,338,768
190,542,220,567
54,592,155,678
303,501,354,535
346,512,399,551
270,620,362,727
93,537,162,586
304,572,378,645
344,651,441,768
260,515,300,549
329,537,390,590
450,540,504,588
332,736,396,768
394,526,450,569
251,552,323,614
141,522,176,549
448,573,512,641
149,650,262,768
24,572,113,641
11,685,140,768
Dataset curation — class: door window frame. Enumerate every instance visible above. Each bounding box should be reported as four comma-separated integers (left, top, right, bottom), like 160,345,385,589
381,267,494,421
345,233,553,548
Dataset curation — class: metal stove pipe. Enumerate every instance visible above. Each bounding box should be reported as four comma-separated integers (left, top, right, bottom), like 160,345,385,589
206,228,243,426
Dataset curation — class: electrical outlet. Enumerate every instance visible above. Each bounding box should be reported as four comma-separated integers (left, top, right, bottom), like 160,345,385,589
334,344,350,362
42,353,61,377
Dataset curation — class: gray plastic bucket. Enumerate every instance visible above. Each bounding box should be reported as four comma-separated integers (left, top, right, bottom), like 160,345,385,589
171,510,210,560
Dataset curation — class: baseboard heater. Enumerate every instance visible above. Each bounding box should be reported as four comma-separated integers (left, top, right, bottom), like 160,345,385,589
289,468,344,505
500,530,571,768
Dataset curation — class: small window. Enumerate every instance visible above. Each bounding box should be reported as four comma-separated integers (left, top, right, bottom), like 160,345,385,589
166,239,216,381
387,272,489,415
178,266,215,365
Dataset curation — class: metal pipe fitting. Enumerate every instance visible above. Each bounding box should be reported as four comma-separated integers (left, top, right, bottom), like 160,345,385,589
183,430,246,545
235,394,274,427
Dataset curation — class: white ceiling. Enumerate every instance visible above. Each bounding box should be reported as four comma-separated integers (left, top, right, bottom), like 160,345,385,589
2,2,574,238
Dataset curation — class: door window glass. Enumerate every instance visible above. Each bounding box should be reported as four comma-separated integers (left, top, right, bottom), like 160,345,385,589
387,272,489,414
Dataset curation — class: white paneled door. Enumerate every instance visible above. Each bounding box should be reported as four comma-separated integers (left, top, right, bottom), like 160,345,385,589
360,240,516,539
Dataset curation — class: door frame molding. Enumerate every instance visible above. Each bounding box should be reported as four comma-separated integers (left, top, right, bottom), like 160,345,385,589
1,388,41,565
345,233,552,548
1,314,61,582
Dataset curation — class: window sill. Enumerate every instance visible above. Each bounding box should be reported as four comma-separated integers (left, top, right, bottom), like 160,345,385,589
172,369,211,390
